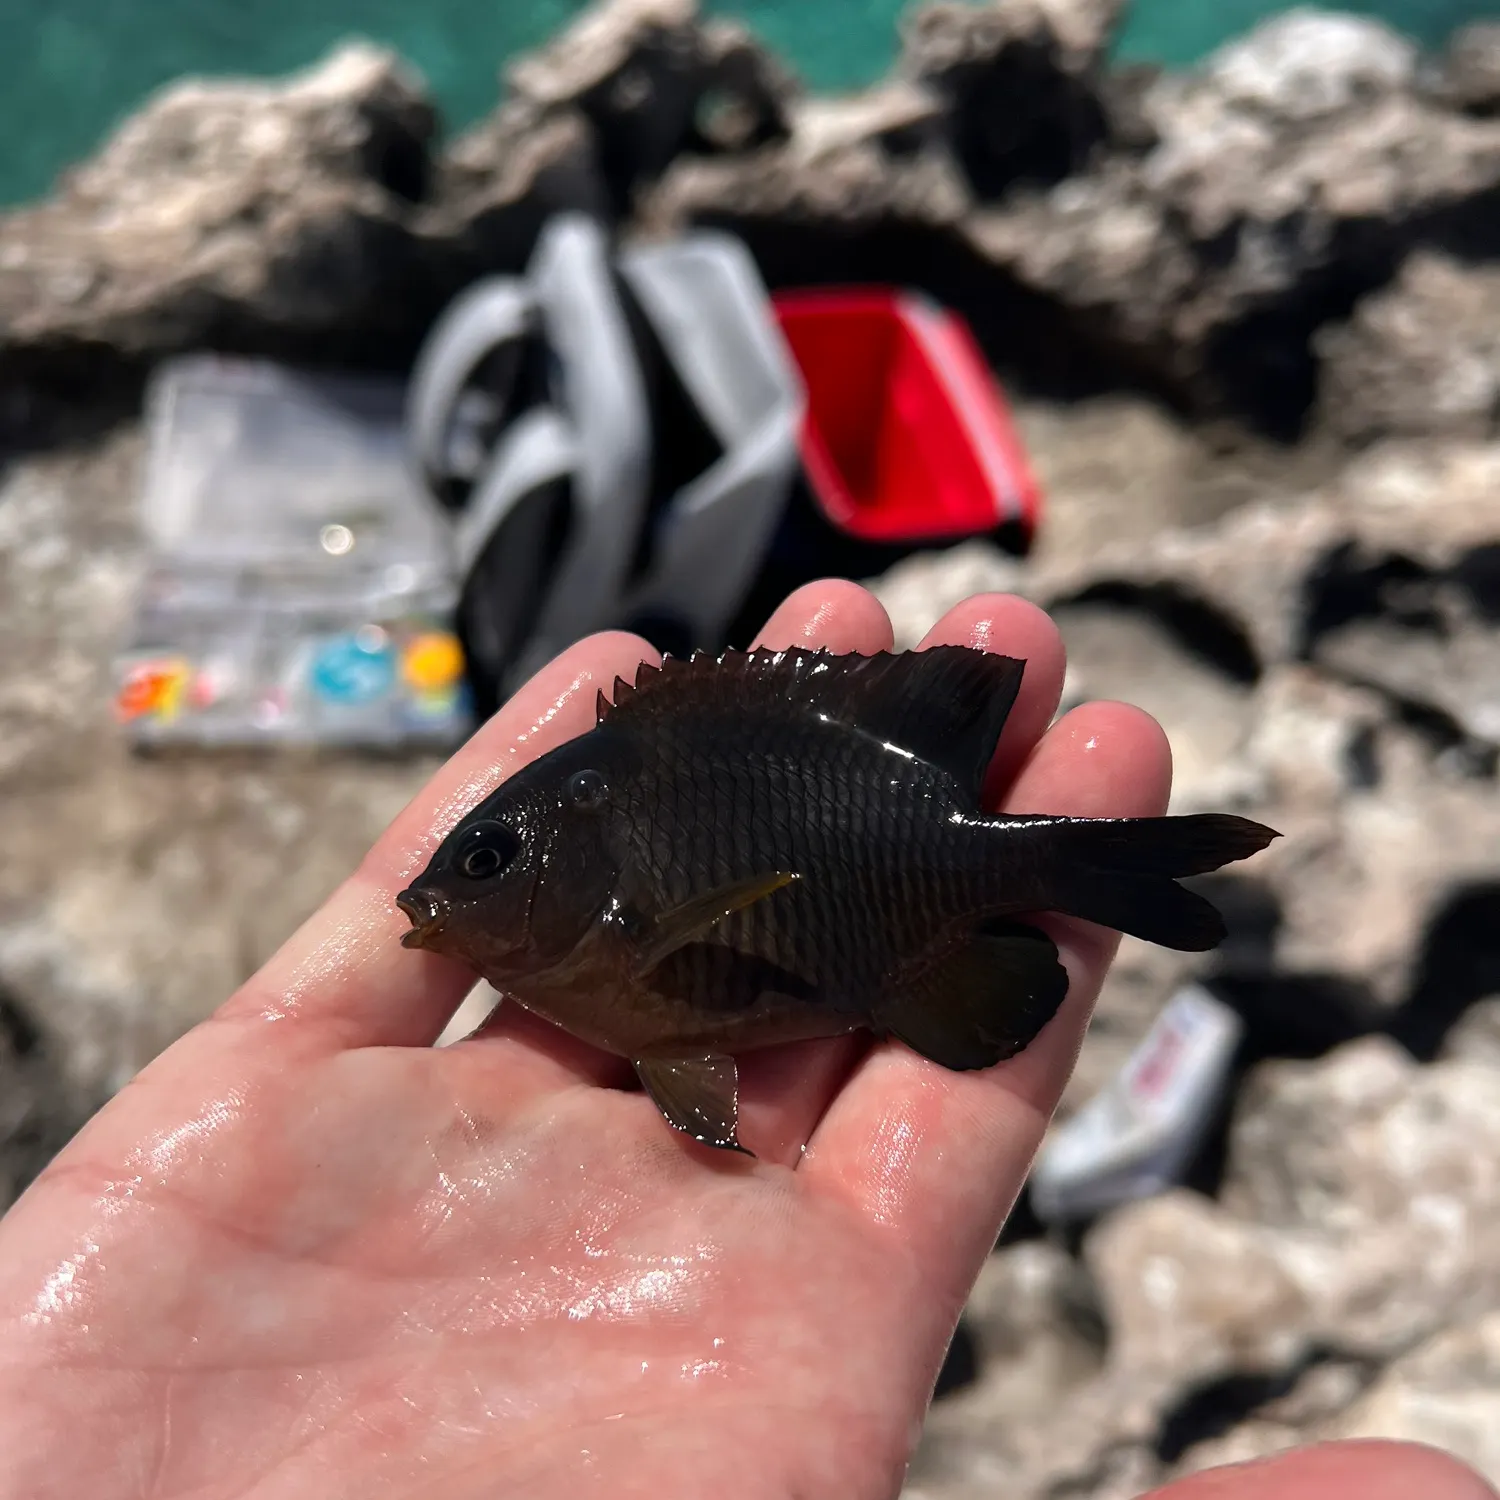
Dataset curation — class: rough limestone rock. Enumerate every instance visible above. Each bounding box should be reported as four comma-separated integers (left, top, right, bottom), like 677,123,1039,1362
876,433,1500,1013
420,104,609,278
1317,252,1500,442
966,10,1500,424
637,124,972,253
909,1241,1106,1493
1085,1189,1311,1383
502,0,794,207
1441,996,1500,1068
1032,437,1500,714
1325,1314,1500,1481
1437,22,1500,116
907,1036,1500,1497
1226,1039,1500,1358
783,80,946,167
0,42,612,378
868,394,1321,636
0,433,433,1114
642,8,1500,429
0,46,440,366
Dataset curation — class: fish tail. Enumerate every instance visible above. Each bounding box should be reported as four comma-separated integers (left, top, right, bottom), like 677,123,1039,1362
1025,813,1279,952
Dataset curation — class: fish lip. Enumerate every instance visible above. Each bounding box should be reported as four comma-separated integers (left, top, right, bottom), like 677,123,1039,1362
396,887,451,949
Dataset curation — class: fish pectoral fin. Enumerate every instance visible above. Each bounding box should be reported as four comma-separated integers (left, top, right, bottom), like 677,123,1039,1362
633,872,800,977
877,920,1070,1071
634,1054,751,1156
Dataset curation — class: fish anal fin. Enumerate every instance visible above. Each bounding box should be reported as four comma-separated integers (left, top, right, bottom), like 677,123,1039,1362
633,872,799,976
595,646,1024,804
634,1054,749,1155
879,920,1069,1071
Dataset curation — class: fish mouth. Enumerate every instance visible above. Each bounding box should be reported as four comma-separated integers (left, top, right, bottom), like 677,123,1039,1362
396,887,452,949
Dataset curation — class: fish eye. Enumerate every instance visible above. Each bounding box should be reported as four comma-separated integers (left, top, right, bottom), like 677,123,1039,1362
454,821,521,881
566,769,608,812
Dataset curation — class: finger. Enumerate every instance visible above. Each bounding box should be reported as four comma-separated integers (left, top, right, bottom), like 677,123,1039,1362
753,577,898,655
803,698,1171,1320
733,580,895,1163
221,631,660,1049
1144,1441,1496,1500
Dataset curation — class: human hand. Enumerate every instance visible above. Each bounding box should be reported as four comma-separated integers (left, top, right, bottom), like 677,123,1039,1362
0,584,1487,1500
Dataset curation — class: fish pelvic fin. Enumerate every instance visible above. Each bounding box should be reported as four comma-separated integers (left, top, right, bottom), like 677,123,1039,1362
632,872,800,977
634,1054,751,1155
878,920,1069,1071
1025,812,1280,952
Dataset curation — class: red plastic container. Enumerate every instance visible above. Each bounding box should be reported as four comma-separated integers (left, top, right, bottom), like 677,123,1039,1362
771,288,1041,546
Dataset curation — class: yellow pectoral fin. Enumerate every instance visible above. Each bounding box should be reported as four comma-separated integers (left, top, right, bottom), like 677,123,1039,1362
632,871,800,977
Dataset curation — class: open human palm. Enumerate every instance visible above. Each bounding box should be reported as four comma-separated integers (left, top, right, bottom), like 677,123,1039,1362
0,584,1487,1500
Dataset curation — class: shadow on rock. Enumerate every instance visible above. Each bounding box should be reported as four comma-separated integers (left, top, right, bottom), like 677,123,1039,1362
0,985,99,1211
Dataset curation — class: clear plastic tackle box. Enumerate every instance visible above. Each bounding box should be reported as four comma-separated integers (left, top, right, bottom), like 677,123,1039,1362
113,356,473,750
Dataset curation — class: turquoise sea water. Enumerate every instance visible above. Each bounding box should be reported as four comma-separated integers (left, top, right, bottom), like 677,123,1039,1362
0,0,1492,208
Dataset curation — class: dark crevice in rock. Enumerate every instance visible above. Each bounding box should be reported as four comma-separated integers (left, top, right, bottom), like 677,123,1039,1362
1454,542,1500,620
1126,877,1393,1202
0,356,149,466
0,986,95,1211
1194,875,1283,975
1372,691,1496,776
363,125,432,204
1214,973,1386,1064
1153,1348,1377,1463
1181,973,1386,1202
998,1182,1047,1247
1387,882,1500,1061
1297,540,1500,771
1059,582,1262,684
933,1319,981,1400
1300,545,1448,654
1177,883,1387,1199
939,53,1111,197
1155,1365,1303,1462
0,990,40,1057
1199,179,1500,441
1422,181,1500,262
1324,669,1495,774
1204,263,1395,444
1344,723,1382,790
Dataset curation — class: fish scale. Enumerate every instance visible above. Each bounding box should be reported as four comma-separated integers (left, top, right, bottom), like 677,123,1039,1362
397,645,1279,1154
615,709,983,1008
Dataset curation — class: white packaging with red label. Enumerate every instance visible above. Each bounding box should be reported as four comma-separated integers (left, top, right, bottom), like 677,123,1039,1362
1029,984,1243,1224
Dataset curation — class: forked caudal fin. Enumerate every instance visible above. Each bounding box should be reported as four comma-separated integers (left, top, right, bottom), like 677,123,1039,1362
1029,812,1280,952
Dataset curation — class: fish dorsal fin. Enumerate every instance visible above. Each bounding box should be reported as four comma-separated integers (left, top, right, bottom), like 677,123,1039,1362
599,646,1025,803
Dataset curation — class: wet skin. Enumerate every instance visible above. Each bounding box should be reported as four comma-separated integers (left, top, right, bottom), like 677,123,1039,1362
0,583,1489,1500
